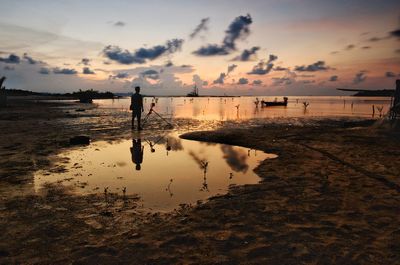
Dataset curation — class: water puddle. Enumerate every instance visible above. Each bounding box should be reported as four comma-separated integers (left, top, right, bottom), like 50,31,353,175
34,133,277,211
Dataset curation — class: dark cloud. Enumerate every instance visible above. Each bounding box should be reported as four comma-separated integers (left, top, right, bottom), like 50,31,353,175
302,80,315,84
247,61,273,75
232,46,259,61
192,44,229,56
81,58,90,65
389,28,400,39
190,17,209,39
193,14,252,56
165,60,173,67
395,49,400,54
53,67,77,75
329,75,338,81
330,51,339,55
141,69,160,80
353,71,367,84
109,72,130,79
39,67,50,74
4,65,14,71
368,36,388,42
23,53,38,64
103,39,184,64
220,145,248,173
114,21,126,27
237,78,248,85
274,66,288,71
223,14,252,50
295,61,330,72
386,71,396,78
213,73,226,84
361,46,371,49
345,44,355,50
181,64,192,68
252,79,262,85
267,54,278,64
227,64,237,75
0,54,20,64
82,67,95,75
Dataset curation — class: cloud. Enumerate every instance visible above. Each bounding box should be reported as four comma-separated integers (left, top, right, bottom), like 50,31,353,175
232,46,259,61
165,60,173,67
103,39,184,64
295,61,330,72
109,72,130,79
272,70,297,86
247,61,273,75
361,46,371,49
396,49,400,54
368,36,388,42
82,67,95,75
213,73,226,84
329,75,338,81
140,69,159,80
345,44,355,50
80,58,90,65
53,67,77,75
220,145,248,173
252,79,262,85
114,21,125,27
302,80,315,84
389,28,400,39
193,14,252,56
39,67,50,74
267,54,278,64
353,71,367,84
237,77,248,85
23,53,39,64
0,54,20,64
181,64,192,68
386,71,396,78
274,66,288,71
330,51,339,55
227,64,237,75
190,17,209,39
193,74,206,88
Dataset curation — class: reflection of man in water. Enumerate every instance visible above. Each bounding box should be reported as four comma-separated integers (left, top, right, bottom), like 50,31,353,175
130,86,144,130
131,138,144,170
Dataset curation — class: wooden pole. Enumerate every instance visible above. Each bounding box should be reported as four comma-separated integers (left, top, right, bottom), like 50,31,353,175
390,79,400,120
0,76,6,108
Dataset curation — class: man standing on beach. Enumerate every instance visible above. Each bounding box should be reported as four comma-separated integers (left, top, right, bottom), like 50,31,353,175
130,86,144,130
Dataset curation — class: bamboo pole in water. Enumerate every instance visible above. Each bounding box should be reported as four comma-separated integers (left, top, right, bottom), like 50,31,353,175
390,79,400,120
0,76,6,108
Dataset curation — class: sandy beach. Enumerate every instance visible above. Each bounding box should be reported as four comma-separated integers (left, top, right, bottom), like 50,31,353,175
0,98,399,264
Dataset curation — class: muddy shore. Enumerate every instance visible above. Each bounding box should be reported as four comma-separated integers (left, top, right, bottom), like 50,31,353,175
1,98,399,264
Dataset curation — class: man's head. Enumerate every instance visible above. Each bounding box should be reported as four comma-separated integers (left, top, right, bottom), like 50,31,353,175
135,86,140,93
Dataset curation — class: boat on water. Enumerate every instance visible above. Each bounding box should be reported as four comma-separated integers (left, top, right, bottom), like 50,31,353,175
187,85,199,97
261,97,288,107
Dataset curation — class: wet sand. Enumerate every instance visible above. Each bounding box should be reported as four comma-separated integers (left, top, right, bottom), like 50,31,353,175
1,98,399,264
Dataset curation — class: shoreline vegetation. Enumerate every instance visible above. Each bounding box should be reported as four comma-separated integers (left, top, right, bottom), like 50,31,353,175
0,97,399,264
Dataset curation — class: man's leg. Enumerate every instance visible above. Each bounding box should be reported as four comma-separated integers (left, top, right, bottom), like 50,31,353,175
131,114,135,130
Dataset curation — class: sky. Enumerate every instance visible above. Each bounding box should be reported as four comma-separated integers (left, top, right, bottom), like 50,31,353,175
0,0,399,96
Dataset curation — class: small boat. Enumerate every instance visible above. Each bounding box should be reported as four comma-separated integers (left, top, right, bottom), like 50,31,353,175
261,97,288,107
187,85,199,97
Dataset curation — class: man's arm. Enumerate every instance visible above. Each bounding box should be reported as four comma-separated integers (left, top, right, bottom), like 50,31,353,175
140,95,144,112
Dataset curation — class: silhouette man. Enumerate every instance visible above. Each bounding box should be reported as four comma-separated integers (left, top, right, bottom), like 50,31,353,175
131,138,144,170
130,86,144,130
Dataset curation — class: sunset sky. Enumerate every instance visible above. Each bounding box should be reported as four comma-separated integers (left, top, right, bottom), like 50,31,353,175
1,0,399,95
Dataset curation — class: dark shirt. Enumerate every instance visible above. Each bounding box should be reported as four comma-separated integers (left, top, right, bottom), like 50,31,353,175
131,93,143,112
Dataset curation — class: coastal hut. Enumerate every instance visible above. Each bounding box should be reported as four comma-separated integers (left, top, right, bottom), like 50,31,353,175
0,76,6,108
390,79,400,120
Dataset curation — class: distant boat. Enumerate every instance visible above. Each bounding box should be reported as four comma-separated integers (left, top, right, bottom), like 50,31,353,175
187,85,199,97
261,97,288,107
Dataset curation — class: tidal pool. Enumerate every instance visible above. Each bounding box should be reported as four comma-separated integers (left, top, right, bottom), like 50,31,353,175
34,133,277,211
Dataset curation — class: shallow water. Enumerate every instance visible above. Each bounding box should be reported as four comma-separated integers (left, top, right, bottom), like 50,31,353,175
34,133,276,211
95,96,391,120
